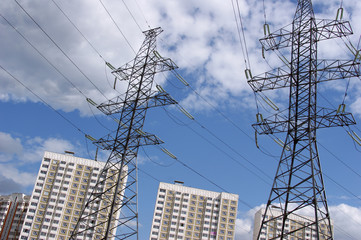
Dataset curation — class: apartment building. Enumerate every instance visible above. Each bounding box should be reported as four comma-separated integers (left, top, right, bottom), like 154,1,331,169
0,193,30,239
149,181,239,240
19,151,127,240
253,208,333,240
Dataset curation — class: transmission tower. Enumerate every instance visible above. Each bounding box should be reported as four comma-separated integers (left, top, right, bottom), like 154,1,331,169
248,0,360,239
70,27,178,240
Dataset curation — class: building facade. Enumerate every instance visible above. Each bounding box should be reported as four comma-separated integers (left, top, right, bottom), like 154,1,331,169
253,208,333,240
149,182,239,240
0,193,30,240
19,151,126,240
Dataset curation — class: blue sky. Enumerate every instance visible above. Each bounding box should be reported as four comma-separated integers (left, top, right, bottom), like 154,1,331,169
1,0,361,239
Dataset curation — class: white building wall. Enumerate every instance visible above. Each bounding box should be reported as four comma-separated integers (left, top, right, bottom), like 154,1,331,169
149,182,239,240
19,151,125,240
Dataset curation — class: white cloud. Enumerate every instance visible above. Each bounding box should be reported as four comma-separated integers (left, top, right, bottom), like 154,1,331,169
0,0,360,116
0,163,36,187
0,132,23,162
350,94,361,118
235,214,254,240
0,131,78,190
235,204,361,240
0,132,23,154
0,176,23,194
330,204,361,239
235,205,264,240
21,136,75,163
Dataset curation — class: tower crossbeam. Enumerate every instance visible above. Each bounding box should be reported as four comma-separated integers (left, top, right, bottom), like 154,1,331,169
248,60,360,92
260,19,353,51
253,108,356,134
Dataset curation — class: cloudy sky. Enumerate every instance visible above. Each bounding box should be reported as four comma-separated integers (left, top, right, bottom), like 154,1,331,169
1,0,361,239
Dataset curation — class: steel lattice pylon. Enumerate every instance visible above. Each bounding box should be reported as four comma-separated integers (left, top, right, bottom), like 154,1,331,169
70,27,178,240
248,1,360,239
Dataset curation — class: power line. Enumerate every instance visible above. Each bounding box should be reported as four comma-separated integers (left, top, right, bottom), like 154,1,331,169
121,0,143,32
97,0,136,54
319,142,361,180
235,0,251,70
324,172,361,203
0,13,87,99
155,52,280,160
137,167,161,182
14,0,109,101
133,0,152,29
50,0,105,61
1,12,115,133
141,147,176,167
230,0,248,67
0,64,86,136
162,107,272,186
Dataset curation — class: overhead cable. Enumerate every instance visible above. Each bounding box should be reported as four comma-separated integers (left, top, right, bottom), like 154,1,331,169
50,0,105,61
14,0,109,101
121,0,143,32
0,64,86,136
97,0,136,54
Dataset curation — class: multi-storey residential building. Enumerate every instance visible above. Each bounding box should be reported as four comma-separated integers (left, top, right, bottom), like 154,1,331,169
253,208,333,240
149,181,239,240
0,193,30,239
19,151,127,240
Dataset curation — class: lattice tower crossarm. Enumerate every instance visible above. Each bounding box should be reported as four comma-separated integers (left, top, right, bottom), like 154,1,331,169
247,1,360,239
70,27,178,240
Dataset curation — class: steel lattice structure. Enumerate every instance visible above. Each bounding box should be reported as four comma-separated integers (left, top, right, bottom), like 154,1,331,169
70,27,178,240
248,1,360,239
